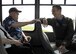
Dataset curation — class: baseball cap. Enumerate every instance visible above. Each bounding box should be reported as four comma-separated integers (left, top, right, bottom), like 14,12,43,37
9,7,22,13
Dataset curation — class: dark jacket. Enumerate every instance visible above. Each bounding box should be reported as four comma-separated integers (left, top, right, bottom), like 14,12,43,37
41,16,74,46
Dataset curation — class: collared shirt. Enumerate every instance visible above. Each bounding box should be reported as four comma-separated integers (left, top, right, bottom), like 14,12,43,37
3,16,23,40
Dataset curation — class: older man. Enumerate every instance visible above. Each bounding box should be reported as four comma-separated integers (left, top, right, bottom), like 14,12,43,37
2,7,36,54
0,20,22,54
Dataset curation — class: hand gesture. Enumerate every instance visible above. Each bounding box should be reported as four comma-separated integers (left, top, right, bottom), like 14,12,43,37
23,36,31,44
13,40,22,46
42,18,48,27
58,45,69,54
31,19,41,23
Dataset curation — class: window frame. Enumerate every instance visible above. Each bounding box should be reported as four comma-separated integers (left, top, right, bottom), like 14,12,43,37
1,0,76,32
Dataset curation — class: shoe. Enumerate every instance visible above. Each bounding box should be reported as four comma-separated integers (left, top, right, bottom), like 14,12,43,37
60,48,69,54
62,48,69,54
54,50,62,54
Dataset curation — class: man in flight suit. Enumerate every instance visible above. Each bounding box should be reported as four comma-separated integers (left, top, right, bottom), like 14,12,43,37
40,5,74,54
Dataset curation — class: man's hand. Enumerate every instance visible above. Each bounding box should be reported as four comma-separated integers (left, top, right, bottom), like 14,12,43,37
35,18,48,27
13,40,22,46
31,20,37,23
42,18,48,27
26,36,31,42
32,19,41,23
58,45,69,54
23,36,31,43
58,45,65,52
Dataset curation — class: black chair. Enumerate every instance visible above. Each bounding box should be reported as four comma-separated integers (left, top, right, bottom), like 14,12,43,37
35,22,55,54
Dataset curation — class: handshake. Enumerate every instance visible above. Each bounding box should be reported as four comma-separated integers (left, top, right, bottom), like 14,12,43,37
31,18,48,27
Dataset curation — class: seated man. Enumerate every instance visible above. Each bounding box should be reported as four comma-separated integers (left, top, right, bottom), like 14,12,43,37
2,7,36,54
38,5,74,54
0,20,22,54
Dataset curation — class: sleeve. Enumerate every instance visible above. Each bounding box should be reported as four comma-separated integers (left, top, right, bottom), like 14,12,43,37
47,18,55,26
63,18,74,45
39,18,45,23
40,18,54,26
3,29,13,39
3,19,15,30
0,26,14,40
7,20,15,28
0,30,6,39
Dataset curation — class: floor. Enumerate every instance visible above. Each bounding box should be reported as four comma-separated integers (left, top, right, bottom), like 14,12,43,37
51,43,76,54
55,50,76,54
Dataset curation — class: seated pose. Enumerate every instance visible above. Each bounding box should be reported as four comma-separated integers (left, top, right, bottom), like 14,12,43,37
2,7,36,54
39,5,74,54
0,21,22,54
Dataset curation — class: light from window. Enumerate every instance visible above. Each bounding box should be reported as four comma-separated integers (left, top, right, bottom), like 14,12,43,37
14,0,21,4
2,0,13,4
62,6,76,30
40,0,51,4
53,0,64,4
40,6,53,32
66,0,76,4
23,0,35,4
40,6,53,18
40,6,76,32
62,6,76,20
2,6,35,31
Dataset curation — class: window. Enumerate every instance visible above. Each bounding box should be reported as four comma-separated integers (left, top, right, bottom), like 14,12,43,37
66,0,76,4
2,0,35,31
40,0,51,4
14,0,21,4
53,0,64,4
40,6,53,32
62,6,76,29
61,6,76,20
2,0,76,32
40,6,53,18
23,0,35,4
2,0,13,4
40,6,76,32
2,6,35,31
